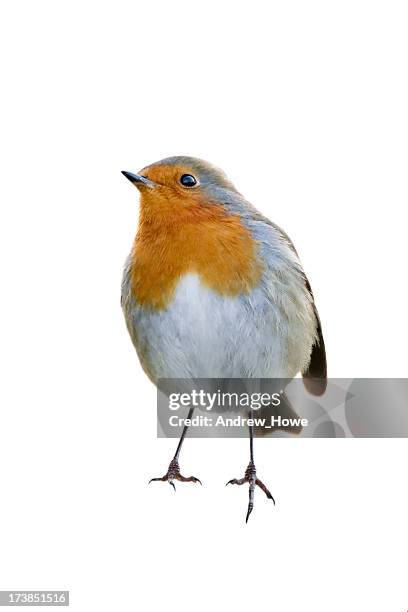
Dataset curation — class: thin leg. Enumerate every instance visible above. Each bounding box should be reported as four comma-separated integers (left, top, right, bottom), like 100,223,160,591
226,409,275,522
249,411,254,464
173,406,194,461
149,406,202,490
247,413,256,521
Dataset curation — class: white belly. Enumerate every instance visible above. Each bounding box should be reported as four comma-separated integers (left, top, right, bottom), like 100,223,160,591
124,273,316,381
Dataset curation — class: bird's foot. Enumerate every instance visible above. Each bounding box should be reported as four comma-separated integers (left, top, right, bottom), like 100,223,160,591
148,457,202,491
226,461,275,523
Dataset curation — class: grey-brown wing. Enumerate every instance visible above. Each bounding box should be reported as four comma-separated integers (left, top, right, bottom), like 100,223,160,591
252,212,327,395
301,277,327,396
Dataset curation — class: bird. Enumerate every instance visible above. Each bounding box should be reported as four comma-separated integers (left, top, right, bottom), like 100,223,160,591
121,156,326,522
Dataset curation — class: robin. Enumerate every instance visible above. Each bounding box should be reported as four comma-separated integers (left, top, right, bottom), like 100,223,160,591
121,156,326,522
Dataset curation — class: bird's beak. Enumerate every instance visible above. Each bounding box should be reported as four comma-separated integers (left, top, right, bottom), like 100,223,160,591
121,170,157,189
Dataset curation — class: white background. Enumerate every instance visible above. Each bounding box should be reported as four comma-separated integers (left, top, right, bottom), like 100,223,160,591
0,1,407,611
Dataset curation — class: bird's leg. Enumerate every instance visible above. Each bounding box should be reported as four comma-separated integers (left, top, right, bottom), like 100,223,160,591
226,410,275,522
149,407,202,491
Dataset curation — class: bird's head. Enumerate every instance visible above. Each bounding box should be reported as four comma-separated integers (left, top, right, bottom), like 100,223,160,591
121,156,240,223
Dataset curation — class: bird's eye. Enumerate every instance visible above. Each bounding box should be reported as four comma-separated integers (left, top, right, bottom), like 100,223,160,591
180,174,197,187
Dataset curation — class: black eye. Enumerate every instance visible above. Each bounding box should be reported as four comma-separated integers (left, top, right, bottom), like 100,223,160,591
180,174,197,187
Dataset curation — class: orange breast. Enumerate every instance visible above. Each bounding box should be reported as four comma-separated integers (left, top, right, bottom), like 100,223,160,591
131,191,263,310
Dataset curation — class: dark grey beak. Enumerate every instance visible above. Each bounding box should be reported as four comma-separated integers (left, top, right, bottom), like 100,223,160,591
121,170,157,188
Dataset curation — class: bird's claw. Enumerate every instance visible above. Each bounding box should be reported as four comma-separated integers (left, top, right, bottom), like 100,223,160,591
226,461,275,523
148,457,202,491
